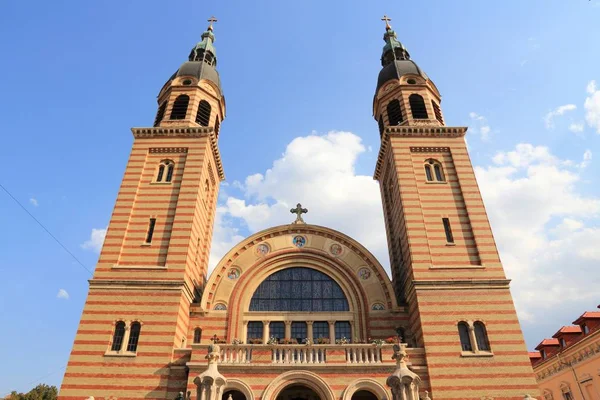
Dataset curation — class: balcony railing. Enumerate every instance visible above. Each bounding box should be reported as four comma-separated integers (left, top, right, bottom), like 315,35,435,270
217,344,392,365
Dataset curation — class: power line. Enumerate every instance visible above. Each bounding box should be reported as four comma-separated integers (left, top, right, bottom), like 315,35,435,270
2,364,66,397
0,183,94,277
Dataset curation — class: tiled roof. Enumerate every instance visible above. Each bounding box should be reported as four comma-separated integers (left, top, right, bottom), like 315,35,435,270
528,351,542,358
552,325,582,338
573,311,600,324
535,338,560,350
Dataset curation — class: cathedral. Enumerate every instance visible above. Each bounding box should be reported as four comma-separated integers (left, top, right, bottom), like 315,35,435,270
58,17,541,400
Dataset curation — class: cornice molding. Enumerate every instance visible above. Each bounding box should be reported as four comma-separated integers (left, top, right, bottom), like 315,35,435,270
149,147,189,154
131,126,225,181
373,126,467,180
88,279,196,302
407,278,511,293
410,146,450,153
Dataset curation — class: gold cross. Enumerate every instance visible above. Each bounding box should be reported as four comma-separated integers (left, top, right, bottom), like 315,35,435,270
207,16,217,31
381,14,392,30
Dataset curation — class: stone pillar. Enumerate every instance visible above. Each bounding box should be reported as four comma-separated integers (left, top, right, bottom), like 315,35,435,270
285,321,292,340
242,321,248,343
386,343,421,400
194,343,227,400
263,320,270,343
307,321,314,341
468,323,478,352
328,320,336,342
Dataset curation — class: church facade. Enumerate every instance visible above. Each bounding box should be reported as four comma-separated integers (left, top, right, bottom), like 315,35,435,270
58,18,540,400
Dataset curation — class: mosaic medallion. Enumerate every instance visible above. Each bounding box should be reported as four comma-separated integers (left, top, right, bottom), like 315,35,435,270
227,268,240,280
372,303,385,311
330,243,343,256
292,235,306,248
358,267,371,280
213,303,227,311
256,243,270,256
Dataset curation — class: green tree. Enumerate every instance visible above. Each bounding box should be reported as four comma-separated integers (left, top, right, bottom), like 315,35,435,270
6,384,58,400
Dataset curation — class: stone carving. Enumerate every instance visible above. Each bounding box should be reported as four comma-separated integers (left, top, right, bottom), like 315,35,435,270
194,341,227,400
386,343,422,400
290,203,308,224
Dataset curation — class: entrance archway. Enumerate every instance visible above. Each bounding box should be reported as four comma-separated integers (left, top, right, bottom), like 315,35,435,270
222,390,246,400
351,390,378,400
276,385,320,400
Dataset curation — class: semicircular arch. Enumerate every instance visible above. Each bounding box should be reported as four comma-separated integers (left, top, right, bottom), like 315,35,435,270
342,379,391,400
223,379,254,400
262,370,335,400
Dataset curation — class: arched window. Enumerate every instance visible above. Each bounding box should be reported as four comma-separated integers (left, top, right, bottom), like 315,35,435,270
458,322,472,351
378,115,384,137
153,101,167,127
166,163,174,182
170,95,189,120
249,267,349,312
127,322,141,352
474,321,490,351
111,321,126,351
196,100,211,126
214,116,221,138
409,94,428,119
387,99,403,126
431,100,443,124
156,160,174,183
351,391,379,400
193,328,202,344
424,159,445,182
157,164,165,182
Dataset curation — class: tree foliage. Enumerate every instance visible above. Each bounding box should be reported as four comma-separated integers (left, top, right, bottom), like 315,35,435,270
7,384,58,400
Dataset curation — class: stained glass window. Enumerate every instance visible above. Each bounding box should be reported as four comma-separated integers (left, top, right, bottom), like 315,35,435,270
335,321,351,340
269,322,285,340
291,322,307,343
249,267,349,312
247,322,263,339
312,321,329,339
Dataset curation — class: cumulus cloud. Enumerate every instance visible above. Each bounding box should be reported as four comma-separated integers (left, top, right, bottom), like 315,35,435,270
544,104,577,129
81,228,107,253
585,80,600,133
209,131,387,272
29,198,38,207
469,112,492,140
476,144,600,323
57,289,69,300
568,122,585,133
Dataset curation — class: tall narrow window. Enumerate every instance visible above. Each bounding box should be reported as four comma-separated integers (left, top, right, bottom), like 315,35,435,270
424,165,433,181
146,218,156,243
396,327,406,342
431,100,443,124
156,164,165,182
170,95,189,120
434,164,443,181
474,321,490,351
166,163,174,182
378,115,384,137
409,94,428,119
127,322,141,352
111,321,126,351
442,218,454,243
335,321,352,340
458,322,472,351
196,100,211,126
269,322,285,341
214,116,221,138
247,322,264,339
312,322,329,339
291,322,307,343
193,328,202,344
154,101,167,127
387,99,403,126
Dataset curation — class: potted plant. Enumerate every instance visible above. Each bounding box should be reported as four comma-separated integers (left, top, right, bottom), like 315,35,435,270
316,337,330,345
303,338,312,346
231,338,244,345
385,336,398,344
335,337,349,345
280,338,296,344
371,339,385,347
267,336,279,345
248,338,263,345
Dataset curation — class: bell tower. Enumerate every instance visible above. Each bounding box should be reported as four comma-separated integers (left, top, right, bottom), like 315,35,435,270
59,18,225,400
373,16,540,399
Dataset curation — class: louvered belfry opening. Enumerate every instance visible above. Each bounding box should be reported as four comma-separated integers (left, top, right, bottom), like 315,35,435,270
409,94,428,119
196,100,211,126
432,100,444,124
153,101,167,127
214,116,221,138
378,115,384,137
170,95,190,120
387,99,403,126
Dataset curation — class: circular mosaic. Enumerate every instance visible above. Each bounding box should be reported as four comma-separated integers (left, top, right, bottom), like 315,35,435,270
227,268,240,280
292,235,306,248
372,303,385,311
358,267,371,280
256,243,270,256
330,243,343,256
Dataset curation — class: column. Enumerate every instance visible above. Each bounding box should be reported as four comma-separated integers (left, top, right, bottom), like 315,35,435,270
285,320,292,340
306,321,314,342
349,321,355,342
242,321,248,344
263,320,270,344
468,323,478,353
121,321,131,353
328,320,336,342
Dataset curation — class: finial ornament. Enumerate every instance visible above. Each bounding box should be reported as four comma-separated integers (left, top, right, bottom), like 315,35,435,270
290,203,308,224
207,16,217,31
381,14,392,30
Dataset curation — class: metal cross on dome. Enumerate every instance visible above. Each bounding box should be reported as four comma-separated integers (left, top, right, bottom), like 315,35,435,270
381,14,392,30
207,16,217,30
290,203,308,224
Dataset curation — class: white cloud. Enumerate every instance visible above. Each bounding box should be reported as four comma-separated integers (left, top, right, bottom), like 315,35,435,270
81,228,107,253
209,131,387,272
468,112,492,140
29,198,38,207
568,122,584,133
579,149,592,169
476,144,600,323
544,104,577,129
57,289,70,300
584,80,600,133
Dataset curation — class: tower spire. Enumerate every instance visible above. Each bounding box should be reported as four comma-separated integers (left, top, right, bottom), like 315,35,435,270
380,15,410,66
207,16,217,31
381,14,392,30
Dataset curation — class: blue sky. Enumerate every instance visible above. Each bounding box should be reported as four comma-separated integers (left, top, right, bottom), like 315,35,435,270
1,0,600,394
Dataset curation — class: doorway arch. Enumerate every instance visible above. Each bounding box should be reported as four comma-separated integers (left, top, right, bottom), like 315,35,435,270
276,385,320,400
342,379,390,400
262,371,335,400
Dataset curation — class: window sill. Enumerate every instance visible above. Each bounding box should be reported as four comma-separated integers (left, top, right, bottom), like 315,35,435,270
104,351,137,357
150,182,173,185
460,351,494,358
112,264,167,270
425,181,447,184
140,243,152,247
445,242,456,246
